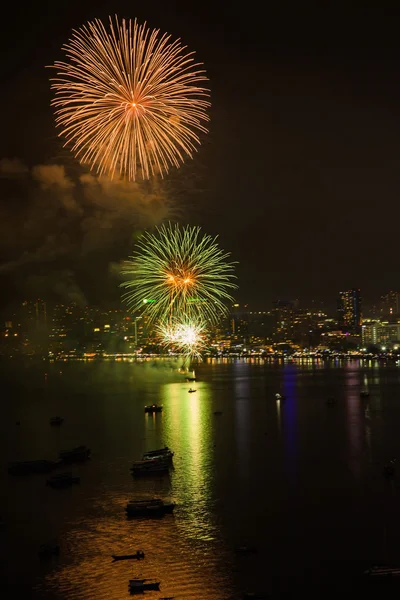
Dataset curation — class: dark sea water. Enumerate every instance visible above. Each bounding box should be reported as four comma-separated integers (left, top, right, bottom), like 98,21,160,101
2,358,400,599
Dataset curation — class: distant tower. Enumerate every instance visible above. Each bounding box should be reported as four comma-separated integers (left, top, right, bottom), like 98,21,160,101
337,289,362,334
380,291,399,318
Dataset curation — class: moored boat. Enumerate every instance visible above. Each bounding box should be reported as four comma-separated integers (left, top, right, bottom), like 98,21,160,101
129,579,160,593
125,498,175,517
365,565,400,577
142,449,173,462
142,447,171,458
50,416,64,425
360,390,370,398
131,460,170,476
188,388,196,393
59,445,90,463
144,404,163,413
112,550,144,561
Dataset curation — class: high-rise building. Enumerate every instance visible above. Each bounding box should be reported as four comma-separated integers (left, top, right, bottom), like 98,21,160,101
271,300,295,342
230,304,249,344
337,289,362,334
380,291,399,317
361,319,379,346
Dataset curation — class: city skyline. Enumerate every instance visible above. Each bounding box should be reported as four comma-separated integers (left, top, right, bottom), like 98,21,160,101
3,287,400,358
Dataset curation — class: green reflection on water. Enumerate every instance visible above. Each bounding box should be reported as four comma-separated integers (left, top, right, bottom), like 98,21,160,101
160,382,216,542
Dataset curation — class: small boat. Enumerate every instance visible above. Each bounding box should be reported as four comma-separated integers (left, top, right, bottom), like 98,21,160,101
188,388,196,393
59,445,90,463
112,550,145,561
143,447,173,460
186,377,196,382
125,498,175,517
46,472,80,488
275,393,285,400
8,460,56,475
365,565,400,577
131,460,170,476
142,449,174,463
38,543,60,558
144,404,163,413
360,390,370,398
129,579,160,593
213,411,223,416
326,397,336,406
143,446,170,456
50,416,64,426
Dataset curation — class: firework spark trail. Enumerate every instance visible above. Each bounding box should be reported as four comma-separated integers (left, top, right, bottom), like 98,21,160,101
49,16,210,181
157,316,207,360
121,223,237,324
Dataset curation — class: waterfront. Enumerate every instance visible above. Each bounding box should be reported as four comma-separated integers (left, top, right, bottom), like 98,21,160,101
2,358,400,598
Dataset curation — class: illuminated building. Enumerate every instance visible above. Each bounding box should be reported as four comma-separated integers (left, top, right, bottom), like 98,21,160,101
230,304,249,344
361,320,379,346
337,289,362,334
378,321,400,348
271,300,295,342
361,318,400,349
380,291,399,317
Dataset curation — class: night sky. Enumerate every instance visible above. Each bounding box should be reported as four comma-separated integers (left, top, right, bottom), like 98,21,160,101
1,3,400,310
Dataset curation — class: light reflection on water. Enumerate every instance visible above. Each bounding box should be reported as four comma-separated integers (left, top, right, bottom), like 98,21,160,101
2,359,400,598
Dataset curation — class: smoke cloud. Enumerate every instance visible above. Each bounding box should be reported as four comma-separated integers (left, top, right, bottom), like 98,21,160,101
0,159,176,307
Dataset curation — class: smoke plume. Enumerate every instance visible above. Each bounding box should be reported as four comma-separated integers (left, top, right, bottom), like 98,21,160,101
0,159,176,307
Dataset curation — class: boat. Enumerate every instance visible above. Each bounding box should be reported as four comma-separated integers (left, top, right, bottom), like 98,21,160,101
112,550,145,561
125,498,175,517
186,377,196,382
213,411,223,416
129,579,160,593
365,565,400,577
326,397,336,406
144,404,163,413
50,416,64,426
8,460,56,475
38,543,60,558
131,459,170,476
59,445,90,463
243,594,269,600
143,450,173,463
188,388,196,393
46,472,80,488
360,390,370,398
143,447,172,459
275,393,285,400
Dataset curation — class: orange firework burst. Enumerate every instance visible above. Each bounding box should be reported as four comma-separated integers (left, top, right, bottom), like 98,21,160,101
49,16,210,180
